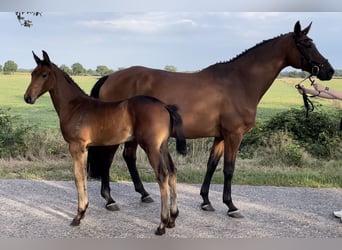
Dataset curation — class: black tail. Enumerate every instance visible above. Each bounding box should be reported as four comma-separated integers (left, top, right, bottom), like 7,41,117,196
90,75,109,98
87,75,110,179
165,105,187,155
87,146,114,179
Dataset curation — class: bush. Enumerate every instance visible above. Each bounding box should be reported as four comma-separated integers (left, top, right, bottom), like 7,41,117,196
0,108,68,160
240,107,342,160
0,108,32,158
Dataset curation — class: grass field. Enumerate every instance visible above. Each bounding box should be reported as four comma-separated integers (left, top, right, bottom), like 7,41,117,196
1,72,342,187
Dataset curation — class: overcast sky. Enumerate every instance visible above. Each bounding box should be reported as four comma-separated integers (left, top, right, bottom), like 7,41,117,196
1,12,342,72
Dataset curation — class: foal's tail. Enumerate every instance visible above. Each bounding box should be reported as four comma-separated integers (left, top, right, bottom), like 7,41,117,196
165,105,187,155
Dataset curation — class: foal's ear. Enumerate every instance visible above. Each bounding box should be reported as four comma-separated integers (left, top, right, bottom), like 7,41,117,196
32,51,41,65
42,50,51,64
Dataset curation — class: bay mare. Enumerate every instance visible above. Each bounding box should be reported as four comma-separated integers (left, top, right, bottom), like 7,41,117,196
24,51,187,235
88,21,334,217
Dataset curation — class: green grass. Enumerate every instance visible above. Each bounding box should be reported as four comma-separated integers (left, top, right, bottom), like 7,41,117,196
0,73,98,129
1,73,342,187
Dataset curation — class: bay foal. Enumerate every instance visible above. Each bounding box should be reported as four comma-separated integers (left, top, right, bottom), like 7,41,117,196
24,51,187,235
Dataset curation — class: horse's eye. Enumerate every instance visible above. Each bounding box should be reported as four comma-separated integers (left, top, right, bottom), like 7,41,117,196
42,72,48,78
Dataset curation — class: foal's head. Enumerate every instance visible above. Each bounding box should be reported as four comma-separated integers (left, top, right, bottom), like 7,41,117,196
288,21,334,80
24,51,56,104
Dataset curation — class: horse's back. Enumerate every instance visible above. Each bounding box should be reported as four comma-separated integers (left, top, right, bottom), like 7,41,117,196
95,66,225,138
98,66,211,102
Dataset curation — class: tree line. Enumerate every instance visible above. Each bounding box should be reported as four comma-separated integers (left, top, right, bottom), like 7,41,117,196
2,60,342,78
0,60,178,76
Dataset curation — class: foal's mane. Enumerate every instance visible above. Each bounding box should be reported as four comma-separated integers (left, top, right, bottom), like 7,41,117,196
204,32,290,71
53,63,88,96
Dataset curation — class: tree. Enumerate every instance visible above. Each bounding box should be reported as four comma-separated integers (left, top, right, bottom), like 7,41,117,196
0,65,2,72
96,65,113,76
164,65,177,72
71,63,86,75
59,64,72,75
3,60,18,74
15,12,42,28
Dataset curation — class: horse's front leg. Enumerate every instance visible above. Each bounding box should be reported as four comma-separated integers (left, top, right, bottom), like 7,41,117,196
69,142,89,226
200,137,224,211
222,133,244,218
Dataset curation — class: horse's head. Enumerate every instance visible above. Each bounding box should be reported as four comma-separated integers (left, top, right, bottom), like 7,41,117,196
24,50,55,104
288,21,334,81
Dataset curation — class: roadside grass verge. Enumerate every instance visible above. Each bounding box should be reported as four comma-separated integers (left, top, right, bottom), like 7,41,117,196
0,147,341,188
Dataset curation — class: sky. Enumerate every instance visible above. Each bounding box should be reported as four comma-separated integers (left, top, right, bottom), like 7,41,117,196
2,11,342,72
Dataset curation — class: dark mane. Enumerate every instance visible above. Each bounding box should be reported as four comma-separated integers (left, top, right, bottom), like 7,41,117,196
204,32,290,71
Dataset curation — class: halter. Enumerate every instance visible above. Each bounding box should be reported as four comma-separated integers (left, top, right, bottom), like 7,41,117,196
295,75,317,117
293,34,328,76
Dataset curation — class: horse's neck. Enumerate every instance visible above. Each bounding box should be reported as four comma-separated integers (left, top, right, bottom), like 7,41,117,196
216,34,292,104
49,68,87,119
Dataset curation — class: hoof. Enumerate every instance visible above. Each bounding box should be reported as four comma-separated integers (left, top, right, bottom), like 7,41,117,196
167,221,175,228
106,202,120,211
227,210,244,218
201,203,215,212
155,227,166,236
141,195,154,203
70,218,81,226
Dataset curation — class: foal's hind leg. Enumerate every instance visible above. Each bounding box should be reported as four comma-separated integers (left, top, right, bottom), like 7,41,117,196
123,141,153,203
143,145,170,236
165,153,179,228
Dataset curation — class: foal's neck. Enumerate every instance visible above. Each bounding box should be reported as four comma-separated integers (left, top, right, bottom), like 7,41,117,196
49,65,89,119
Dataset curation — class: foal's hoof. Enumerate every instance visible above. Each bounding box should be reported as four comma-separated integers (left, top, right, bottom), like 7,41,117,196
167,221,176,228
201,203,215,212
227,210,244,218
70,219,81,226
106,202,120,211
141,195,154,203
155,227,166,236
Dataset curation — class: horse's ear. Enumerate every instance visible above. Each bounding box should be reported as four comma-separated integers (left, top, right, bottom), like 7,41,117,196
32,51,41,65
294,21,301,36
42,50,51,64
302,22,312,36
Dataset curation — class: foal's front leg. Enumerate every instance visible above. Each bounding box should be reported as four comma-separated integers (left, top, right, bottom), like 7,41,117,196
69,143,89,226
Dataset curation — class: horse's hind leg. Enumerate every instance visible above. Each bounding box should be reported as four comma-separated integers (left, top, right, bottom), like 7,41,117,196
123,141,153,203
165,152,179,228
100,145,120,211
88,145,119,211
200,137,224,211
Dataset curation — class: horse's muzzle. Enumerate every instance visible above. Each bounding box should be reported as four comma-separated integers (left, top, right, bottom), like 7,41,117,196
317,62,335,81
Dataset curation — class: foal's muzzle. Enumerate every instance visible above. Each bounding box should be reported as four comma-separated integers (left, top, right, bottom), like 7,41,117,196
24,95,35,104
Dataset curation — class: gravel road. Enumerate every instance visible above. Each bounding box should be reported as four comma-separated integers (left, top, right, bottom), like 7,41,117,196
0,179,341,238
